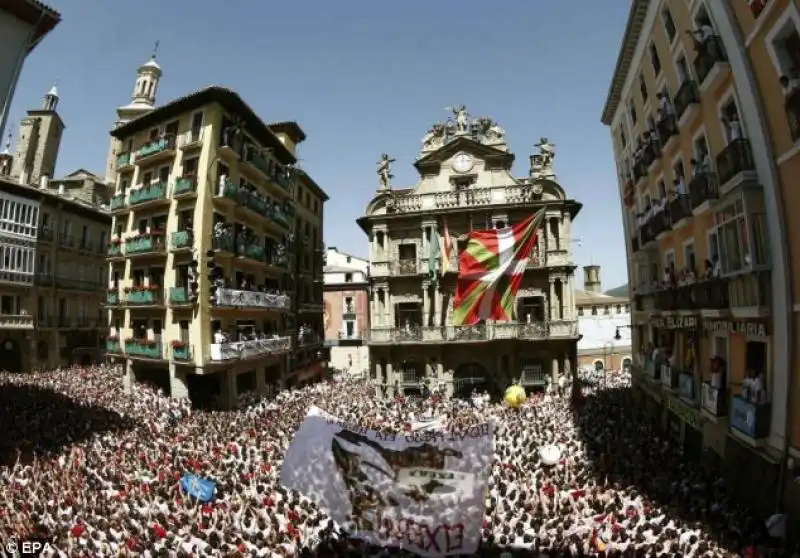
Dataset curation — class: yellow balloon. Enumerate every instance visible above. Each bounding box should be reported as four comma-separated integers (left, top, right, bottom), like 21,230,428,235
504,385,526,408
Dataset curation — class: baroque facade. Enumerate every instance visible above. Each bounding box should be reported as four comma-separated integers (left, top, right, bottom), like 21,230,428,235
601,0,800,523
104,56,327,407
358,106,582,398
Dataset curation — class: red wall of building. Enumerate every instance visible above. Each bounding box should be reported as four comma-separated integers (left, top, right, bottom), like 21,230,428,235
323,288,370,341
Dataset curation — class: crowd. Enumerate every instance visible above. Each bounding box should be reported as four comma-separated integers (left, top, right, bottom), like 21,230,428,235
0,365,792,557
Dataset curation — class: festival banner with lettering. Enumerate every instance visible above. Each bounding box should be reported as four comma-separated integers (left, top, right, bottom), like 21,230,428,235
280,406,493,557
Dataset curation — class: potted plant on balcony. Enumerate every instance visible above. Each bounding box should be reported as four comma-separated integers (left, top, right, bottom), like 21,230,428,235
142,339,157,348
171,340,186,349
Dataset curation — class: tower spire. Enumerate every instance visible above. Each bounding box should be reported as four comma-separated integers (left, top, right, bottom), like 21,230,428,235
152,40,159,60
43,81,59,111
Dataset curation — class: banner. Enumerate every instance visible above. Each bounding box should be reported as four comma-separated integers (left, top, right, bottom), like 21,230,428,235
411,416,447,432
280,406,493,557
180,473,216,503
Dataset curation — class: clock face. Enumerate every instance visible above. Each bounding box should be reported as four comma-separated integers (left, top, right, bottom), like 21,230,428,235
451,152,474,174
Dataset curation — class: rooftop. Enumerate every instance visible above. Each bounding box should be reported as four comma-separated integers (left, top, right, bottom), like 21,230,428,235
0,174,111,223
110,86,297,165
1,0,61,53
574,288,629,305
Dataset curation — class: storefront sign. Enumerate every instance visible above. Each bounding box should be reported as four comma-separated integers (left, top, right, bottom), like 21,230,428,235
667,396,700,430
704,320,768,338
652,316,697,329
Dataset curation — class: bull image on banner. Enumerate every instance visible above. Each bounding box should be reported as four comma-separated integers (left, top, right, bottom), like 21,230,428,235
280,406,493,557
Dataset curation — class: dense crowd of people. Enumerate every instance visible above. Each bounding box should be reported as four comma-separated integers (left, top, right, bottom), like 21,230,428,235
0,365,792,557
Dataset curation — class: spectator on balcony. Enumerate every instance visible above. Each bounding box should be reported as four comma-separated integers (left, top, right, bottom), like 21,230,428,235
217,173,228,196
687,18,715,56
721,114,743,144
657,92,675,121
710,355,726,389
780,72,800,98
690,154,712,179
671,175,688,199
742,368,766,404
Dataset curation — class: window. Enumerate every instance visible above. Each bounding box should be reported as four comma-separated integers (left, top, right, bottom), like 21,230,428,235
142,171,153,185
684,241,696,272
657,179,667,199
650,43,662,74
714,199,751,274
720,98,743,143
184,158,198,175
673,159,685,183
165,121,179,137
693,133,709,161
662,6,677,42
345,321,355,338
578,306,584,316
148,128,159,140
190,112,203,134
676,54,691,84
620,128,628,148
665,250,676,272
591,306,598,316
767,9,800,81
158,166,169,184
629,99,638,125
639,74,648,101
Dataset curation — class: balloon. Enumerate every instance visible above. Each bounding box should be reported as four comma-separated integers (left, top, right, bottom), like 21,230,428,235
538,444,562,466
504,385,526,408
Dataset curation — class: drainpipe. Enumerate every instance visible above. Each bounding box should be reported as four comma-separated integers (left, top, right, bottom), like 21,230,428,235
0,11,48,141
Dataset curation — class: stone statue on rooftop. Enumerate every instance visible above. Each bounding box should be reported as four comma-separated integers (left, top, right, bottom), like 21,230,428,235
377,153,395,190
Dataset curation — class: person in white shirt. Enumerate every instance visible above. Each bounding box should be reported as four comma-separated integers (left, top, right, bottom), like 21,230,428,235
722,114,743,143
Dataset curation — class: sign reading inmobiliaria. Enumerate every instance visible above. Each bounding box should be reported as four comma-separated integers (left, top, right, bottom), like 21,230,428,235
280,406,493,556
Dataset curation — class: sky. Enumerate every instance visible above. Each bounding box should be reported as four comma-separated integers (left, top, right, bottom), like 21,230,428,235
7,0,631,290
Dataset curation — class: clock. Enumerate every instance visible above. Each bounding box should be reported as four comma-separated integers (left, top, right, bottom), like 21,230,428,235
450,152,474,174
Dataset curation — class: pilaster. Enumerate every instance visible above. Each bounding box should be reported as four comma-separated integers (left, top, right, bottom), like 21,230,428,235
169,363,189,399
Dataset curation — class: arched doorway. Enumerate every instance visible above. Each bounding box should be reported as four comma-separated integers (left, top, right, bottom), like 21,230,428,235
622,357,632,373
0,338,22,373
453,362,490,399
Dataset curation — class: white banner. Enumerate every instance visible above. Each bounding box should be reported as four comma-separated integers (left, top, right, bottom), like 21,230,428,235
280,406,493,557
411,416,447,432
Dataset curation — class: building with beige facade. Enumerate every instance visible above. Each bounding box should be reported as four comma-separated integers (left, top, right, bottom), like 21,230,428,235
323,247,370,375
104,76,326,408
358,107,582,398
601,0,800,522
0,87,111,371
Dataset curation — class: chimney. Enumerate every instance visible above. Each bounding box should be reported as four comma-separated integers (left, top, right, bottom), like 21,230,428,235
583,265,601,293
39,176,49,189
57,184,65,195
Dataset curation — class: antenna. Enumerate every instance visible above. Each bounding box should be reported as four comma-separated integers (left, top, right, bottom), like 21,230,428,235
152,40,160,59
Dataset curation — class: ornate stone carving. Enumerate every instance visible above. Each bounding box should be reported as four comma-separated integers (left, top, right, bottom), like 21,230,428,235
377,153,395,190
532,137,555,178
447,104,470,134
421,123,446,151
476,117,505,144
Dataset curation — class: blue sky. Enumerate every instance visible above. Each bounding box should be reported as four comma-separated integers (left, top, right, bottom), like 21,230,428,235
7,0,631,289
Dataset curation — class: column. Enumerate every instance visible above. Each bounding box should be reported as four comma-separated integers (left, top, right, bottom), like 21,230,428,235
124,359,134,393
563,275,573,320
552,357,560,384
221,369,237,409
386,290,394,328
169,362,189,399
549,278,556,320
422,282,430,325
433,287,442,326
386,362,394,396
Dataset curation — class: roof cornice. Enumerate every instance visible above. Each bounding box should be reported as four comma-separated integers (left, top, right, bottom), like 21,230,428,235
600,0,650,126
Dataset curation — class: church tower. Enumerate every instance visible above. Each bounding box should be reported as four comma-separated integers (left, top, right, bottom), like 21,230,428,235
104,48,162,184
10,84,65,185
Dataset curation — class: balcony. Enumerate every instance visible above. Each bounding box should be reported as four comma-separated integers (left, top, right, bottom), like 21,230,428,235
123,287,162,306
106,339,122,353
674,80,700,125
38,227,54,242
210,336,291,362
268,207,291,230
125,339,164,360
116,152,133,170
126,233,166,256
106,290,119,305
128,182,168,207
135,134,176,164
170,230,192,251
368,321,573,344
694,36,729,91
177,128,203,150
59,235,75,249
169,286,192,305
636,141,661,174
677,371,696,402
239,243,266,263
668,196,692,227
730,395,771,441
689,172,718,213
297,332,323,347
716,139,756,194
107,243,123,258
656,114,678,149
170,341,192,361
391,259,419,276
643,359,662,382
701,381,726,418
728,271,770,317
0,314,34,329
654,285,695,312
214,288,291,310
173,176,197,197
693,279,729,312
212,233,235,253
110,194,127,212
648,206,671,239
56,277,99,291
661,364,680,390
35,272,53,286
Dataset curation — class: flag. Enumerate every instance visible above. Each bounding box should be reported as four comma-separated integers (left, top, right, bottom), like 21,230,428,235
452,210,545,326
180,473,216,503
441,218,454,273
428,229,440,280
